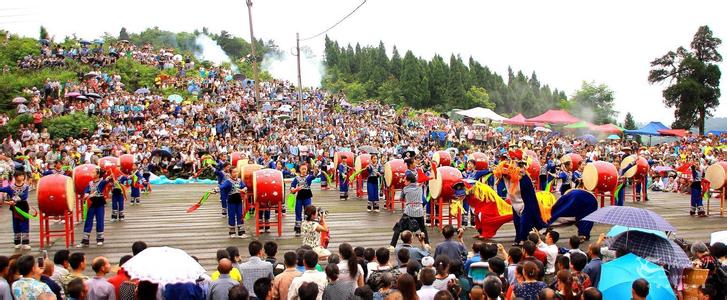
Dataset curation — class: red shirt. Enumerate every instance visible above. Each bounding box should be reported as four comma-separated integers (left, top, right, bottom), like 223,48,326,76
107,269,130,299
33,112,43,124
533,249,548,265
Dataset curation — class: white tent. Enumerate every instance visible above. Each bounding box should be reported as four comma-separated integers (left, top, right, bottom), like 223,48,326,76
455,107,506,121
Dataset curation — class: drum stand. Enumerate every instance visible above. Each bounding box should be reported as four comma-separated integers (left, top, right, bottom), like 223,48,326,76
75,194,83,224
38,211,74,249
430,197,461,229
706,187,725,217
593,189,615,208
355,176,366,198
630,177,647,202
384,186,403,212
254,201,283,236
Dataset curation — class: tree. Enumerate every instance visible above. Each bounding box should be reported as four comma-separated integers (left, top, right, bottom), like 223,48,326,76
624,112,637,130
464,86,495,109
39,26,49,40
649,25,722,134
569,81,617,124
119,27,130,40
400,51,428,108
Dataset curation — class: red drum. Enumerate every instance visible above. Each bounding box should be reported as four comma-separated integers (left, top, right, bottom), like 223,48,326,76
37,174,75,216
559,153,583,171
470,152,489,170
334,151,354,169
72,164,98,194
583,161,618,192
230,152,245,168
432,151,452,167
620,155,649,178
355,154,372,178
705,161,727,189
525,149,539,162
429,166,463,200
119,154,135,175
527,160,541,180
384,159,408,189
253,169,284,206
98,156,120,175
241,164,264,189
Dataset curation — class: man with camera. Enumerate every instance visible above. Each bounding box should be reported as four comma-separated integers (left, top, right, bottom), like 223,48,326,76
394,230,430,266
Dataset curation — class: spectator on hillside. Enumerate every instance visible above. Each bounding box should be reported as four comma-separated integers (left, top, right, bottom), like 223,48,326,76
582,244,602,288
66,278,87,300
253,278,272,300
212,250,242,282
483,276,502,300
39,261,63,300
322,264,353,300
417,267,438,300
0,256,11,299
394,230,429,267
366,247,401,291
60,252,89,295
107,255,133,300
631,278,649,300
512,261,547,300
50,250,70,286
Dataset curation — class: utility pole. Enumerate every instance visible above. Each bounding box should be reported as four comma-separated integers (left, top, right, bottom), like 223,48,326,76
296,33,303,123
246,0,261,114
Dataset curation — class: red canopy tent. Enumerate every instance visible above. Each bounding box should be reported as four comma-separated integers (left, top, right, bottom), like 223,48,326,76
593,124,624,134
658,129,688,137
504,113,532,126
525,109,580,124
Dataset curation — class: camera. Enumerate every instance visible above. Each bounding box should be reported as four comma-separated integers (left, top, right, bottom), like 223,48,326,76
317,207,328,218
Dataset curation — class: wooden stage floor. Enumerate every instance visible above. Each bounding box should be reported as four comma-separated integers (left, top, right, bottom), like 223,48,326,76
1,184,725,273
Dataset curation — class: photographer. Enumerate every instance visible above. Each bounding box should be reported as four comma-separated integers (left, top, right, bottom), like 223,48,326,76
302,205,331,260
389,172,429,250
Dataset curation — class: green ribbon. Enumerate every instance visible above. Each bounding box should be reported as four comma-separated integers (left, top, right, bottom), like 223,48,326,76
286,194,296,211
244,210,253,220
614,183,625,204
323,172,333,186
14,206,38,220
82,200,88,221
348,169,364,182
482,173,493,184
545,179,554,192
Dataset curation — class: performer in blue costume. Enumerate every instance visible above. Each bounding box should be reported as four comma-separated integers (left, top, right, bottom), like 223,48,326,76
615,159,638,206
366,155,384,212
0,170,31,250
110,174,128,222
291,164,320,236
218,171,248,238
547,189,598,240
545,155,558,192
338,156,351,201
557,162,575,195
690,164,705,216
128,165,144,205
80,169,110,247
213,161,232,217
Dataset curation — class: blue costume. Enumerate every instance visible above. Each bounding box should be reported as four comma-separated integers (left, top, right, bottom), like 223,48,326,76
128,169,143,205
615,161,637,206
220,178,247,237
558,170,575,195
547,189,598,239
690,168,704,215
545,159,557,191
82,178,110,246
291,173,317,234
214,162,229,216
338,163,350,200
510,174,547,243
110,176,127,221
366,162,384,211
0,183,31,247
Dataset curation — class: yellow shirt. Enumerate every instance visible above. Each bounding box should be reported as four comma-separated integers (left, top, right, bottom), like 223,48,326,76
211,267,242,282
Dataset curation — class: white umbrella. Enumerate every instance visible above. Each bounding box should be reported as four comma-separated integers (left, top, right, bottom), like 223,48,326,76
277,106,291,113
712,230,727,245
520,136,535,142
12,97,27,104
122,247,205,284
534,127,551,132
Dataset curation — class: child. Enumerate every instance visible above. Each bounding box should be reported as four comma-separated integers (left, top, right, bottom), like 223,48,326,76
110,174,128,222
80,169,110,247
366,155,383,212
218,171,248,238
338,157,351,201
290,164,320,236
0,170,31,249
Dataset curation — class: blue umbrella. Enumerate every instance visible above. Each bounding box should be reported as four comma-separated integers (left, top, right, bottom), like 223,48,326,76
167,94,184,103
79,39,91,45
93,39,104,45
577,134,597,144
607,134,621,140
599,253,676,300
582,206,676,232
495,126,505,132
607,225,667,238
135,88,150,95
608,230,691,268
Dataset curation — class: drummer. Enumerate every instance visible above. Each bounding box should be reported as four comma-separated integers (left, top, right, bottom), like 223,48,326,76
218,171,248,238
366,155,384,212
690,164,706,216
290,163,320,236
0,168,31,250
558,161,575,195
338,155,351,201
213,161,232,218
80,169,111,247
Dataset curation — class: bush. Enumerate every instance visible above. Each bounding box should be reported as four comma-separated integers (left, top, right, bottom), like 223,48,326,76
44,113,97,139
5,114,35,136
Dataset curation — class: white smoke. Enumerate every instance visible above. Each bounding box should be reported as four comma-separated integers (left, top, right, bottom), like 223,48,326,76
262,45,324,88
194,34,239,73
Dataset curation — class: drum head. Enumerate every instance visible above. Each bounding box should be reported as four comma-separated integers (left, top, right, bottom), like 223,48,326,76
706,163,727,189
432,152,441,166
384,162,393,187
560,154,572,165
64,177,76,213
620,155,637,178
253,170,284,204
429,168,444,199
583,163,598,191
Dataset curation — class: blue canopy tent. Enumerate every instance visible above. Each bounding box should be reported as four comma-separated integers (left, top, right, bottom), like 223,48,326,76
624,121,670,145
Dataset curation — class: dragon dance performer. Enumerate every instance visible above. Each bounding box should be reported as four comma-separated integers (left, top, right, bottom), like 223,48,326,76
690,164,706,216
338,155,351,201
80,169,111,247
495,150,546,244
461,160,491,227
291,164,321,236
0,169,32,250
217,171,248,238
366,155,384,212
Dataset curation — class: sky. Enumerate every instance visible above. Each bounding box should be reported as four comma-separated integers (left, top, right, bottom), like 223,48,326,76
2,0,726,125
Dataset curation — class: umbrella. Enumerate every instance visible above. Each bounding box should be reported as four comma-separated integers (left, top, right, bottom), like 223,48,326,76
520,136,534,142
445,147,459,155
93,39,104,45
653,166,673,173
167,94,184,103
577,134,597,145
534,126,552,132
495,126,505,132
351,106,365,113
79,40,91,45
65,92,81,98
84,72,100,79
582,206,676,232
172,54,183,61
599,253,676,300
12,97,27,104
122,246,205,284
607,225,667,239
75,95,88,100
274,115,290,120
675,162,693,174
135,88,150,95
607,134,621,140
233,74,245,81
84,93,101,99
277,106,291,113
608,230,690,268
359,146,379,154
39,39,50,45
151,149,172,158
712,230,727,245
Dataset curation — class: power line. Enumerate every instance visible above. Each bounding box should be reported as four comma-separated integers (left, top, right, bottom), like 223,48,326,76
299,0,366,42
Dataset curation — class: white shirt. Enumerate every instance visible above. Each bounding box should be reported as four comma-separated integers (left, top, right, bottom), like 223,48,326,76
538,242,559,274
417,285,439,300
287,270,327,300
